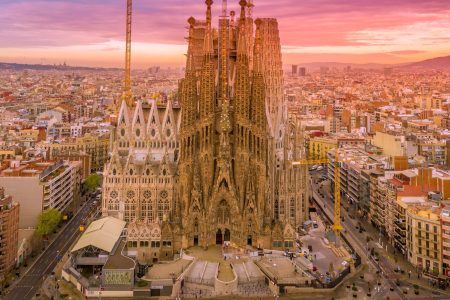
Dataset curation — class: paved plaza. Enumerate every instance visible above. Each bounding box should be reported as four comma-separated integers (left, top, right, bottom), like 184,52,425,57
145,258,192,280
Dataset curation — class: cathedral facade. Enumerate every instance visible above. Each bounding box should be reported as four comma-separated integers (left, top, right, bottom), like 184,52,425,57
102,0,309,262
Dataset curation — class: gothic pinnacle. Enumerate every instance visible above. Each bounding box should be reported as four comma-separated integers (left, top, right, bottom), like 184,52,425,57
239,0,247,20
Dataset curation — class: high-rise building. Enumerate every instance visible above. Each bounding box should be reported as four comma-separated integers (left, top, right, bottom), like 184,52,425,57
330,100,343,133
298,67,306,76
102,0,308,260
0,187,19,281
0,159,81,228
291,65,298,76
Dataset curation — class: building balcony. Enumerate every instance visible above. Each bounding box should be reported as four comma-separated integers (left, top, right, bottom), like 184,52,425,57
395,228,406,237
443,248,450,257
394,220,406,230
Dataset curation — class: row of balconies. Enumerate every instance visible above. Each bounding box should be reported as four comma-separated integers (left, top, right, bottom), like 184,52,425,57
395,228,407,237
394,234,406,244
394,220,407,230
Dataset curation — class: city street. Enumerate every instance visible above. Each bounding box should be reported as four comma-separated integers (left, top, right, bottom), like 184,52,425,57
5,196,96,300
310,169,450,299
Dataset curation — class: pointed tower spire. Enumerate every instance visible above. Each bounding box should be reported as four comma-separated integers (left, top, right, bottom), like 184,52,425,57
238,0,248,55
203,1,214,57
181,16,197,128
199,0,216,119
234,0,250,119
218,1,230,103
247,0,254,19
251,18,266,132
230,10,236,27
253,18,262,74
186,17,196,72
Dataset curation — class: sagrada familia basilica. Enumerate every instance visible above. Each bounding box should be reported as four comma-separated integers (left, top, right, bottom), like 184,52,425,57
102,0,309,262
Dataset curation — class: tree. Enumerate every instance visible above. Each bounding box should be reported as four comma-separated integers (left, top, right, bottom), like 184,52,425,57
36,209,62,237
84,173,101,192
30,232,43,256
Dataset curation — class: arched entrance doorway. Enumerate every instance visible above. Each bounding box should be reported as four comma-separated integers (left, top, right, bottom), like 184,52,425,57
215,229,223,245
224,229,230,242
247,235,252,246
194,235,199,246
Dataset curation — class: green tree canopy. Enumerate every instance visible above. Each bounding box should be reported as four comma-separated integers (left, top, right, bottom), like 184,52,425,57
36,208,62,237
84,173,101,192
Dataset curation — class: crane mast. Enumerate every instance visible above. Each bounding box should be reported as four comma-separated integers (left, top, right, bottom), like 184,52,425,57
221,0,227,17
292,147,342,243
124,0,133,107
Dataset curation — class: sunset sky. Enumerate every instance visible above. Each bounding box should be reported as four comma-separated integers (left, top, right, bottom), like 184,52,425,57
1,0,450,68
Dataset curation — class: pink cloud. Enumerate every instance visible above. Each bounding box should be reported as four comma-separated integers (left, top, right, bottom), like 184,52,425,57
0,0,450,65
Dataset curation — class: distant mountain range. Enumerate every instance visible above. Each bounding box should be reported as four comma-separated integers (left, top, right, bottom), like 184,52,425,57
0,62,121,72
2,54,450,72
292,55,450,71
403,55,450,70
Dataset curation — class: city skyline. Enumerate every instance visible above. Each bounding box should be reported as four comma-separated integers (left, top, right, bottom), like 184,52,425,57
1,0,450,67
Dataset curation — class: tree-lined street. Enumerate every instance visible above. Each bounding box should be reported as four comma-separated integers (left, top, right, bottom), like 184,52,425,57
310,169,450,299
5,196,96,300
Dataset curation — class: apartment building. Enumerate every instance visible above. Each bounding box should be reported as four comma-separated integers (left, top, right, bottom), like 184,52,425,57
417,139,447,165
441,207,450,277
372,131,407,158
0,187,19,281
0,159,81,228
393,190,427,257
407,203,442,275
309,134,366,159
408,168,450,199
41,133,109,172
367,169,385,223
327,148,386,214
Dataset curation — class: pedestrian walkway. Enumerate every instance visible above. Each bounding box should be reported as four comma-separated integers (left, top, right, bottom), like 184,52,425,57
345,201,450,297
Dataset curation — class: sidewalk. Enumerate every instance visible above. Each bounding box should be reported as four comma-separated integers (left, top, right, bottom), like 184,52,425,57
316,179,450,297
346,202,450,296
5,195,88,296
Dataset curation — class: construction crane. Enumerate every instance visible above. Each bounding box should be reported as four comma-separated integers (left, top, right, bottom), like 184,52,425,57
293,148,343,241
221,0,227,16
123,0,133,107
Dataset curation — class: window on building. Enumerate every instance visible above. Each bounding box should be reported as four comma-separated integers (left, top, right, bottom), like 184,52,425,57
158,200,164,221
141,199,152,221
289,198,295,219
274,199,279,220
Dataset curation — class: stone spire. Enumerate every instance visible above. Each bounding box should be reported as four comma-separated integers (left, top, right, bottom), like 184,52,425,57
251,19,266,134
204,0,213,56
199,1,215,119
218,5,230,103
219,100,231,158
185,17,196,73
234,0,250,120
181,17,198,128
